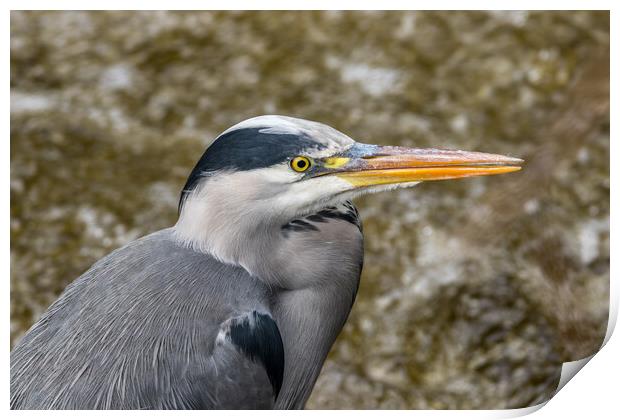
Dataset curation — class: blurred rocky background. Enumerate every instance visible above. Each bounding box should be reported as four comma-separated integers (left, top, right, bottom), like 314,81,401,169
10,11,609,409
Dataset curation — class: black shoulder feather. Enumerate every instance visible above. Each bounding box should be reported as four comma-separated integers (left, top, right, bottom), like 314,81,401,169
229,311,285,398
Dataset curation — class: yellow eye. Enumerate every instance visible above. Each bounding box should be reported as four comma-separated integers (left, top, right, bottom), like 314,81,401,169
290,156,312,172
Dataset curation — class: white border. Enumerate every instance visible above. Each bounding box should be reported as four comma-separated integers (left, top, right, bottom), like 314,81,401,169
4,3,616,419
2,1,616,11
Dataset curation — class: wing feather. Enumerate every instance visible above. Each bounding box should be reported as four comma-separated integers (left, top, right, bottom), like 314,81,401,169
11,229,280,409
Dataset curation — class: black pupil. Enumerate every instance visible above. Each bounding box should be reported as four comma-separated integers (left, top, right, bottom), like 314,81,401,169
297,159,307,169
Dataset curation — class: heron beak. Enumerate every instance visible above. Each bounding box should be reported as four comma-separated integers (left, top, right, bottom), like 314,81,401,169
319,144,523,187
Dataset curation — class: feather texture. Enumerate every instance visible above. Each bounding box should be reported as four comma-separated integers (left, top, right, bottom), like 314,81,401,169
11,205,363,409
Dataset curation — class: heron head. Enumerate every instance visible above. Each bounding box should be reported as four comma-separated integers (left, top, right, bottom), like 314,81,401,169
175,115,522,263
178,115,521,217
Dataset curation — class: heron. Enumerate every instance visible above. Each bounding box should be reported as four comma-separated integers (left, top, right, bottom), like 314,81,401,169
11,115,522,409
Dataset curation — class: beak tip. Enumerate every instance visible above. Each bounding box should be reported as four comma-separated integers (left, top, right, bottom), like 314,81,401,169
497,155,524,165
497,155,524,170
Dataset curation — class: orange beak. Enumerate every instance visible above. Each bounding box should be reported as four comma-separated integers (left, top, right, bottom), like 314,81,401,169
317,144,523,187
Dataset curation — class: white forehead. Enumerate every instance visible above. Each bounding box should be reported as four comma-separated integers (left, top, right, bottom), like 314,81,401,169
221,115,355,157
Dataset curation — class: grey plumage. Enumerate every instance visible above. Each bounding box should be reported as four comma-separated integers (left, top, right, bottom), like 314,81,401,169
11,115,521,410
11,214,362,409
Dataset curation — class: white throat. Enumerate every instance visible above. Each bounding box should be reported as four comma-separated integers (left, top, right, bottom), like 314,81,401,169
174,173,284,272
173,166,419,277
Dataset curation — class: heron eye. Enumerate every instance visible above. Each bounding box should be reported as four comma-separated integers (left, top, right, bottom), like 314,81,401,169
290,156,312,172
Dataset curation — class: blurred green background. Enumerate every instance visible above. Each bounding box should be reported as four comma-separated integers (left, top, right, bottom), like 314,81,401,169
10,11,609,409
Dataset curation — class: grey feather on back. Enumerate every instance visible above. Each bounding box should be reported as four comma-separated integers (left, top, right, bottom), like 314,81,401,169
11,199,364,410
10,229,279,409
